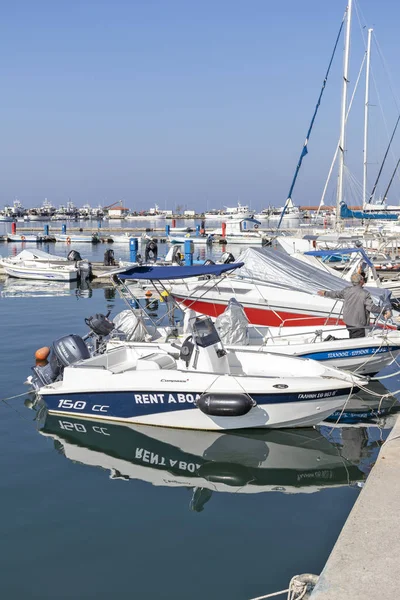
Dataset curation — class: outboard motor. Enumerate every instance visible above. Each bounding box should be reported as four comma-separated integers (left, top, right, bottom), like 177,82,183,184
220,252,235,264
32,334,90,387
85,312,115,337
67,249,82,262
78,259,92,281
104,248,116,266
145,239,158,262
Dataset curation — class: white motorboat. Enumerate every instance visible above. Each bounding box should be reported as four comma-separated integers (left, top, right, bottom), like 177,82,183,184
205,203,254,220
29,264,366,431
7,233,39,242
30,314,364,430
55,233,100,243
210,217,266,245
168,234,215,245
39,415,366,500
0,249,91,281
170,247,396,328
0,257,80,281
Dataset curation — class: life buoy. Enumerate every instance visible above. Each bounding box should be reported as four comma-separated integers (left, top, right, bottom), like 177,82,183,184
66,236,71,244
21,235,26,241
254,224,259,229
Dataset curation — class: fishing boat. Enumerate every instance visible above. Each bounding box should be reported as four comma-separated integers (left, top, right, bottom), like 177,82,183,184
39,415,366,503
28,264,366,431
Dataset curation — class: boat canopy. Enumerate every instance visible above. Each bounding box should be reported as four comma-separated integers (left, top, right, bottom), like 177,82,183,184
340,202,398,221
236,247,391,304
119,263,244,281
304,248,374,268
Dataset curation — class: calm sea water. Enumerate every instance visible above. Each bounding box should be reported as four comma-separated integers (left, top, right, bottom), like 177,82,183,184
0,232,398,600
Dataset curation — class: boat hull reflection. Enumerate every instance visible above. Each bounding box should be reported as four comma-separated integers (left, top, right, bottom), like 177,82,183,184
40,415,366,502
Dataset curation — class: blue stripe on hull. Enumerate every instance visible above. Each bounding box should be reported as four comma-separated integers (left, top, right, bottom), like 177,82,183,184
301,345,399,362
42,388,353,420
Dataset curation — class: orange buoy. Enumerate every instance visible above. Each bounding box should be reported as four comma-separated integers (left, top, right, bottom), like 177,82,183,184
35,346,50,361
145,290,153,297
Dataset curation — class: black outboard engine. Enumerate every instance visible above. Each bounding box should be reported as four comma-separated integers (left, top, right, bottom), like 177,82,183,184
220,252,235,264
67,249,82,262
145,239,158,263
104,248,116,266
32,335,90,387
85,312,115,337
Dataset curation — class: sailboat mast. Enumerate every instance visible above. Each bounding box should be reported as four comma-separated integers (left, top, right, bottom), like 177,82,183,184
363,28,373,209
336,0,353,223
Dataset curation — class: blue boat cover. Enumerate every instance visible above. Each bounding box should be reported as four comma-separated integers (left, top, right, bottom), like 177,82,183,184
119,262,244,280
304,247,374,267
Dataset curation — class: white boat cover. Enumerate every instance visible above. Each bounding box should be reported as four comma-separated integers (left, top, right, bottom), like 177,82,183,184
236,247,391,304
112,310,148,342
9,249,67,262
215,298,250,345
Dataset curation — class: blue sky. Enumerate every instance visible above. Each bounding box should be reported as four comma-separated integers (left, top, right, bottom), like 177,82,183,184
2,0,400,210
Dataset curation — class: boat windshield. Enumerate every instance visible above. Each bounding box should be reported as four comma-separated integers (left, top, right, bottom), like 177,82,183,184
192,317,220,348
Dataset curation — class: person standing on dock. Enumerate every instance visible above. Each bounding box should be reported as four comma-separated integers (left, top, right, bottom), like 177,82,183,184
317,273,392,338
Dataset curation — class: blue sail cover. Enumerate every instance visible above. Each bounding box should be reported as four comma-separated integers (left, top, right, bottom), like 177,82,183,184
119,262,244,280
340,202,398,221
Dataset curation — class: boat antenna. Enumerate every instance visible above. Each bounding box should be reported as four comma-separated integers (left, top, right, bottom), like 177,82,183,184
369,114,400,203
336,0,353,228
382,158,400,203
276,9,346,230
362,28,373,210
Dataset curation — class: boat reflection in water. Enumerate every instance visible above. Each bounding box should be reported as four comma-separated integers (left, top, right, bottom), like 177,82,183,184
1,277,93,298
39,414,378,511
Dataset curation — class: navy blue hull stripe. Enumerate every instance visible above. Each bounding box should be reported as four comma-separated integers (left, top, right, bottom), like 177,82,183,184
301,345,400,361
42,388,354,419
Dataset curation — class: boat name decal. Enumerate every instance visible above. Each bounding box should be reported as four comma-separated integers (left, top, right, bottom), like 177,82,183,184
134,393,201,404
297,390,338,400
326,347,389,359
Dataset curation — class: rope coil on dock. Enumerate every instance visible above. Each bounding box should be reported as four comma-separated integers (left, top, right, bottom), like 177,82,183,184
249,573,319,600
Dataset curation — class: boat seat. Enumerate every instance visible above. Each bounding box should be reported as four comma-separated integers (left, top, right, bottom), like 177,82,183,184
136,352,177,371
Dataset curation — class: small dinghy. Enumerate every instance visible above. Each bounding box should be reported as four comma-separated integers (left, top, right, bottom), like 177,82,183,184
29,310,365,430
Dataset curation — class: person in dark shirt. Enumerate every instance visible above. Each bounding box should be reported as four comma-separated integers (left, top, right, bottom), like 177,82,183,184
318,273,392,338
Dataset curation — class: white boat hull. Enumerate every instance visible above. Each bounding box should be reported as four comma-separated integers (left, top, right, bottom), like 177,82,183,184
55,234,96,243
2,265,78,281
7,234,38,242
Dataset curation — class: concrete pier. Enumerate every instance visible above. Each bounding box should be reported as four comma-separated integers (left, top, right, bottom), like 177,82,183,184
311,415,400,599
